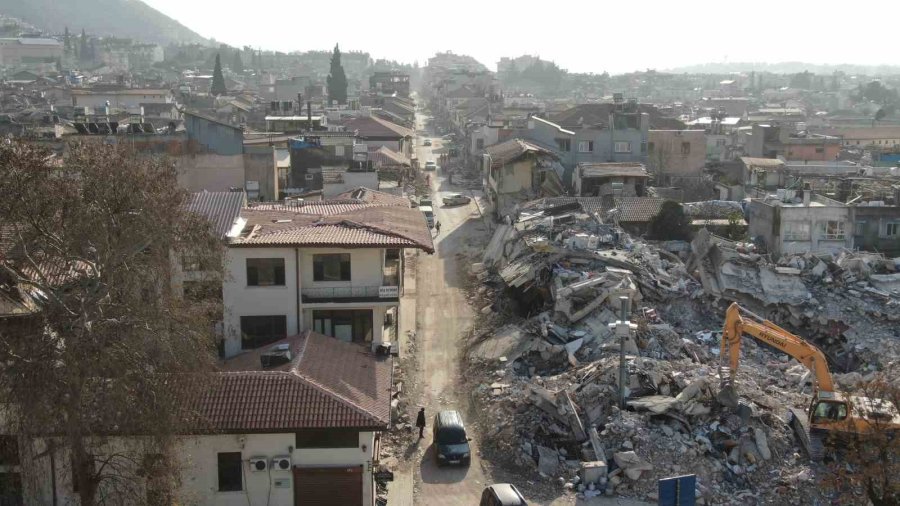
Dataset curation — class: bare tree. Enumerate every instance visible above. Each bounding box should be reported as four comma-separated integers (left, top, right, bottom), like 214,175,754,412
0,141,223,505
820,373,900,506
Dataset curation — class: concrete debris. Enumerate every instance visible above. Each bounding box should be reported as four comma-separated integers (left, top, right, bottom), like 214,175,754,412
464,197,900,505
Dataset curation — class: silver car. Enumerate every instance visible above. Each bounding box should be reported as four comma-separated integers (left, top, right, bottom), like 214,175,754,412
442,193,471,206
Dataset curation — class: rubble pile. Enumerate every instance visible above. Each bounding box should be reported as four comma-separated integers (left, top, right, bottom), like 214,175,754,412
463,198,900,504
691,229,900,370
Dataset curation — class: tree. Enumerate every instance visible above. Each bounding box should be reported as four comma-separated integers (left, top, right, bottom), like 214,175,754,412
326,44,348,105
0,141,222,505
79,29,88,62
820,375,900,506
231,50,243,74
210,53,226,96
647,200,691,240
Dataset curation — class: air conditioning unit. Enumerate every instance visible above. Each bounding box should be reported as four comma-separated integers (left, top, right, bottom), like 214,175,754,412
271,456,292,471
249,457,268,472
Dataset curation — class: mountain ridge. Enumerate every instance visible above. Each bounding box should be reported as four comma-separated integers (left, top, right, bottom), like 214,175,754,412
0,0,211,46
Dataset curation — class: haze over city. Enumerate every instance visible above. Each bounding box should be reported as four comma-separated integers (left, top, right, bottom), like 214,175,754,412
142,0,900,73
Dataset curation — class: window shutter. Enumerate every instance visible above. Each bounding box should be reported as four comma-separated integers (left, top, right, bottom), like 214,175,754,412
341,255,351,281
313,257,324,281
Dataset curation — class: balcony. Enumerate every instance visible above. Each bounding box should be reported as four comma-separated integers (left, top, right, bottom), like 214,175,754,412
301,285,399,303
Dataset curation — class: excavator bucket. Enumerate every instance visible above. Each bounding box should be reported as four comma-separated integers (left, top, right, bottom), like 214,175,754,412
716,383,739,409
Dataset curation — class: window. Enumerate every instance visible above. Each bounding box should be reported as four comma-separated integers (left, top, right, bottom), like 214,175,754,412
716,139,727,147
183,280,221,302
815,147,824,154
240,315,287,348
335,145,345,157
312,309,372,343
246,258,285,286
783,222,810,241
813,401,847,422
614,141,631,153
577,140,593,153
555,138,571,152
296,430,359,449
313,254,351,281
823,220,846,240
217,452,242,492
681,142,691,155
886,222,900,237
476,138,484,150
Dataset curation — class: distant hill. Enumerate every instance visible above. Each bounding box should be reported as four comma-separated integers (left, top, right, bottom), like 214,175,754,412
0,0,210,46
664,62,900,76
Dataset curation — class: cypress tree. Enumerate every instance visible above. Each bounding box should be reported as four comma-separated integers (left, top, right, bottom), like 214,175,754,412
326,44,348,105
210,53,227,96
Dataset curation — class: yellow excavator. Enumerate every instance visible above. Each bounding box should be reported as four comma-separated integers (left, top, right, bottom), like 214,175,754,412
717,303,900,460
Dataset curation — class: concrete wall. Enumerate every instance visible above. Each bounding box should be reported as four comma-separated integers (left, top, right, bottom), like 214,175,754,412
0,40,62,65
648,130,706,179
243,147,279,201
491,158,535,195
224,246,391,356
852,206,900,256
184,114,244,156
782,143,840,161
748,201,852,258
20,432,376,506
72,91,171,109
176,154,246,193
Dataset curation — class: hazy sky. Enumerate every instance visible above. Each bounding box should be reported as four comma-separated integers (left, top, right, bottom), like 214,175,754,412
142,0,899,74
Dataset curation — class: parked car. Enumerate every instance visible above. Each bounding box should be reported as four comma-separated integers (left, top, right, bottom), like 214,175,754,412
423,139,432,146
480,484,528,506
442,193,471,206
420,206,434,228
424,160,437,171
433,410,470,466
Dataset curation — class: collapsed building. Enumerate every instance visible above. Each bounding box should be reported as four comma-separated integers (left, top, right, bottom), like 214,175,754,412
464,196,900,504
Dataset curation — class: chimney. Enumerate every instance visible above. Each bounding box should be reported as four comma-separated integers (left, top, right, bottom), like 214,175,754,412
803,183,812,206
296,93,303,115
307,101,312,131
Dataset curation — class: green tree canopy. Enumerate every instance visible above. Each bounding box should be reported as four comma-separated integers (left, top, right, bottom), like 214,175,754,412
648,200,691,241
210,53,226,96
326,44,348,105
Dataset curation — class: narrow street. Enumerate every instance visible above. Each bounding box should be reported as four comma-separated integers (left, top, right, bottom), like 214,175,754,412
408,110,495,504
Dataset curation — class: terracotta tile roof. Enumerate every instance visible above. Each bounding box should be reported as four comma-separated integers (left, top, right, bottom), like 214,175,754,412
334,187,411,207
740,157,785,169
336,115,414,139
204,331,392,431
370,146,411,167
484,138,556,168
233,203,434,253
578,162,649,179
187,191,246,239
611,197,666,223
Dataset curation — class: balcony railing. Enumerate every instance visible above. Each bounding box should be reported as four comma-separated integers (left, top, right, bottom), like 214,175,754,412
301,285,399,302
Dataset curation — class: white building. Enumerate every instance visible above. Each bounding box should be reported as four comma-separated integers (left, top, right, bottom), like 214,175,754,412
18,332,392,506
222,196,433,358
71,89,173,110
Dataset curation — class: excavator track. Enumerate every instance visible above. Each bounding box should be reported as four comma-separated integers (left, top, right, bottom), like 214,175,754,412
789,408,824,461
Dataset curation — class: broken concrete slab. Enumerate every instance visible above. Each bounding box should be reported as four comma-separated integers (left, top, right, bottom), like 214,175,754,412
754,428,771,460
581,461,608,484
537,445,560,475
627,395,679,415
613,451,653,480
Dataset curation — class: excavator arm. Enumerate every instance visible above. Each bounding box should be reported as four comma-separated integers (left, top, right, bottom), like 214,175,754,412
720,302,834,393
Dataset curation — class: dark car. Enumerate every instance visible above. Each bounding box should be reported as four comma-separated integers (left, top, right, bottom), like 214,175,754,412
433,410,470,466
480,484,528,506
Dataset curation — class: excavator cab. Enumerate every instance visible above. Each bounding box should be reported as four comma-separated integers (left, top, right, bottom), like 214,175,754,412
810,399,849,425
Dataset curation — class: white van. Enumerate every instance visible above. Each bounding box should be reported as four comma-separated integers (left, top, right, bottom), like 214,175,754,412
420,206,435,228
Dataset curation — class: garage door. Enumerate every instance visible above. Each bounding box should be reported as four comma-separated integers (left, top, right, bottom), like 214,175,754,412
293,466,363,506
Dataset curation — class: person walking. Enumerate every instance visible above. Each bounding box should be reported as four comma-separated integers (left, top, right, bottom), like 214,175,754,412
435,221,441,235
416,407,426,439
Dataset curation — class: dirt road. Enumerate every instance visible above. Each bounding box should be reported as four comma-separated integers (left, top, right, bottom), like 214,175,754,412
411,113,495,504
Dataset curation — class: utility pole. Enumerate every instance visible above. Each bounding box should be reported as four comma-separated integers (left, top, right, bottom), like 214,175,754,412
610,296,636,409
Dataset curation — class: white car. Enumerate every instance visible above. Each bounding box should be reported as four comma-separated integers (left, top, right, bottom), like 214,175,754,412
424,161,437,171
442,193,471,206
